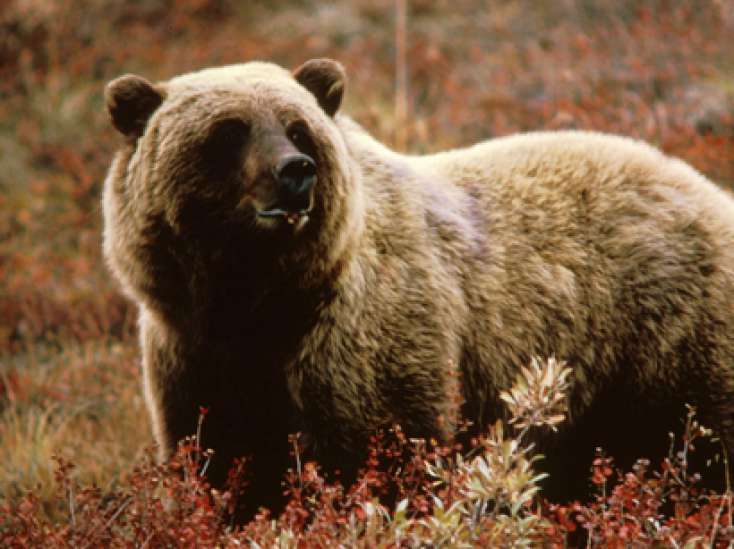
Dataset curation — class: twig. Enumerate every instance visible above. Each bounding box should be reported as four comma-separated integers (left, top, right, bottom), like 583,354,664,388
394,0,408,151
80,496,132,549
293,433,303,490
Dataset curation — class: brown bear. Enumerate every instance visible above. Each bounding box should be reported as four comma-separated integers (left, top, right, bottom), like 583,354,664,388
102,58,734,514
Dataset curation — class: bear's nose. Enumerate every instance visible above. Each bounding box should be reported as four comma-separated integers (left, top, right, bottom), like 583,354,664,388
274,154,317,209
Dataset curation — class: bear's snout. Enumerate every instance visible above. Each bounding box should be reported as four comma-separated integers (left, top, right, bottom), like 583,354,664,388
274,153,317,211
256,153,317,227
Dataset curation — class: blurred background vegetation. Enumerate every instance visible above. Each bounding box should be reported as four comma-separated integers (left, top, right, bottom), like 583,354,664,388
1,0,733,516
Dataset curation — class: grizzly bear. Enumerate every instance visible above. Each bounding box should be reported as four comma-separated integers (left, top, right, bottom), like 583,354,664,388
102,58,734,514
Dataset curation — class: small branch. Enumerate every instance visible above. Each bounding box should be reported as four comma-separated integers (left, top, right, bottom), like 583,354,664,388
394,0,408,151
80,496,132,549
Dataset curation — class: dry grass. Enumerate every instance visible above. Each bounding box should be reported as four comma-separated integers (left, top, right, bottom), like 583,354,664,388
1,341,149,514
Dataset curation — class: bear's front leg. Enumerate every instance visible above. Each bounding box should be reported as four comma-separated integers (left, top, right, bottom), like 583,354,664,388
140,311,295,519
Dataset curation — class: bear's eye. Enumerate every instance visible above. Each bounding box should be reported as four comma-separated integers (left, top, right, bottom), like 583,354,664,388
207,118,249,149
202,118,249,176
287,121,317,159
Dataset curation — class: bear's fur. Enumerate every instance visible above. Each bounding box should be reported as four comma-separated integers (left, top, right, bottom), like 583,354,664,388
103,59,734,513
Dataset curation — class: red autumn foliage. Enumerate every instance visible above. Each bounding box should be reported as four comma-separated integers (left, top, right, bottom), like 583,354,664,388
2,406,734,546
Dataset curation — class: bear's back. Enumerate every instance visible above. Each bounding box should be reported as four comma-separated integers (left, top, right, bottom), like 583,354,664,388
401,131,734,408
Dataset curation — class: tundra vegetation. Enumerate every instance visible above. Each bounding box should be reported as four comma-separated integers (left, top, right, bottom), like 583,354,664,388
2,1,734,546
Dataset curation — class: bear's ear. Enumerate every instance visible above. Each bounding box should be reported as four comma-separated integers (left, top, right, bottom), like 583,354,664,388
293,58,346,117
105,74,164,138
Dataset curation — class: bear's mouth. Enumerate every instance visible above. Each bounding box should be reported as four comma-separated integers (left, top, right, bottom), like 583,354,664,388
257,206,312,227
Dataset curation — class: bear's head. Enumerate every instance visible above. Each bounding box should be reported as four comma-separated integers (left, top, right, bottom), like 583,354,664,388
104,59,362,282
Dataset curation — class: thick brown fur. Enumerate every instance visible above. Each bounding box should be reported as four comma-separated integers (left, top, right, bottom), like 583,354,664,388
103,59,734,515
